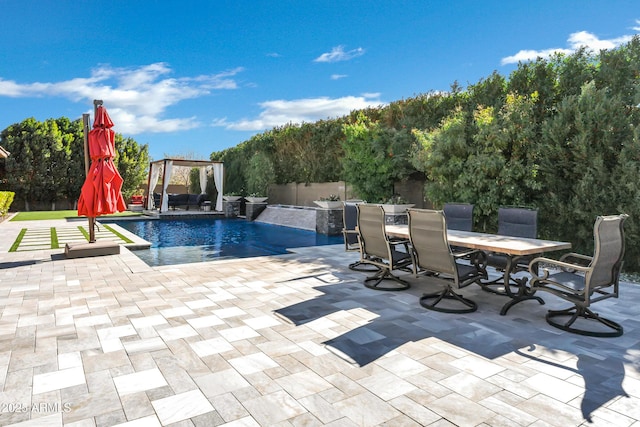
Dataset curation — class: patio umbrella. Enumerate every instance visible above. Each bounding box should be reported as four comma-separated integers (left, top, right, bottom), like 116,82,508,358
77,105,126,240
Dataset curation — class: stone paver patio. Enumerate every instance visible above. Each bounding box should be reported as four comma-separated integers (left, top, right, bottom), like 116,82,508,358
0,217,639,426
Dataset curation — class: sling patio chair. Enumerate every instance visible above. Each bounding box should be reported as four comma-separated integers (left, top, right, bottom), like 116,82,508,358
356,204,413,290
528,214,628,337
481,206,538,294
443,202,477,258
443,203,474,232
342,200,378,272
408,208,486,313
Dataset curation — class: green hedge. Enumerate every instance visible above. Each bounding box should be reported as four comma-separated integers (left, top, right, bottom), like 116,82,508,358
0,191,15,216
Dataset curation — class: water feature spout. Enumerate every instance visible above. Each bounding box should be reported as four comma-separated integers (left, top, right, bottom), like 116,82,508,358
254,205,317,231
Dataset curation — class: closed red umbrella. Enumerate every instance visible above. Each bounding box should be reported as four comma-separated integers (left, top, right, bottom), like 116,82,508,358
78,105,126,240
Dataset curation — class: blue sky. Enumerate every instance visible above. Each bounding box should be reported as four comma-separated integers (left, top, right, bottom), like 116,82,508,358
1,1,638,161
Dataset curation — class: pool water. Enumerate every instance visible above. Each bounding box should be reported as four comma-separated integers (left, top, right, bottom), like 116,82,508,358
110,218,343,266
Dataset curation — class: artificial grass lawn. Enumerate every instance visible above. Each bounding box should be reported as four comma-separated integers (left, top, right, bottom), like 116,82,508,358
10,210,142,221
103,224,134,243
9,228,26,252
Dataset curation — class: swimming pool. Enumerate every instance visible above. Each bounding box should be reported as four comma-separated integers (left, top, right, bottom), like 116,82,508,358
109,218,343,266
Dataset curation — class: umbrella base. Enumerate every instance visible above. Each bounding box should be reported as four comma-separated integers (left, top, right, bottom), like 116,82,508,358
65,241,120,259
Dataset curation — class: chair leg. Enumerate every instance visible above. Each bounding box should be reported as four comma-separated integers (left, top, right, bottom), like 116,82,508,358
364,268,410,291
348,260,380,272
546,306,623,337
420,286,477,314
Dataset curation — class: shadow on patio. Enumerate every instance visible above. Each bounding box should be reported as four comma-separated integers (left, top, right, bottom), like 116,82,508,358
274,269,638,423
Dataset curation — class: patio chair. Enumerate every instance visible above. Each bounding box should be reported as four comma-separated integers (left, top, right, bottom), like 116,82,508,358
342,200,377,271
529,214,628,337
443,203,474,232
408,209,486,313
356,204,413,290
481,207,538,294
443,203,477,258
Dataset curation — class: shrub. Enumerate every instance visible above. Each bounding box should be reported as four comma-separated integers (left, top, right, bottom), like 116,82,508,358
0,191,15,216
246,152,276,196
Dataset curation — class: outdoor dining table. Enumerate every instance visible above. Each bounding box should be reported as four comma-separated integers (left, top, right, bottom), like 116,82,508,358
385,225,572,315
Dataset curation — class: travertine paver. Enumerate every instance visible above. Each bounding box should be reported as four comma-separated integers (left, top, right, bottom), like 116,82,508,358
0,217,639,426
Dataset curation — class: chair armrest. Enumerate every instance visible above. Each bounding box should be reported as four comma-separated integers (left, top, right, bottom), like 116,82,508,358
196,194,207,205
389,238,410,246
452,248,482,259
389,238,411,254
463,250,487,271
559,252,592,266
528,256,591,281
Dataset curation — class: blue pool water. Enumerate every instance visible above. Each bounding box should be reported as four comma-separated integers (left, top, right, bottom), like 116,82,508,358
109,218,343,266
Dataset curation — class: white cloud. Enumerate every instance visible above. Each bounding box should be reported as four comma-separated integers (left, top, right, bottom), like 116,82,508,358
501,30,634,65
633,19,640,32
314,45,365,63
331,74,348,80
568,31,633,51
107,108,201,133
214,94,384,131
501,48,572,65
0,63,243,134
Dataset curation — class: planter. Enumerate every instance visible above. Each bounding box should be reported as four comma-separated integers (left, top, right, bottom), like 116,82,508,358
223,195,242,202
245,197,268,203
313,200,343,209
378,203,415,214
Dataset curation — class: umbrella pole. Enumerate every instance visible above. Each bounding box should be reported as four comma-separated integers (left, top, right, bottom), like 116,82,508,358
82,113,96,243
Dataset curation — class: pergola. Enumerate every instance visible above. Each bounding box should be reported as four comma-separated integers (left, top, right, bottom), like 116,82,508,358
146,158,224,213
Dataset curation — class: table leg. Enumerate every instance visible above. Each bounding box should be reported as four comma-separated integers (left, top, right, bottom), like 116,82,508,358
478,255,522,296
499,256,545,315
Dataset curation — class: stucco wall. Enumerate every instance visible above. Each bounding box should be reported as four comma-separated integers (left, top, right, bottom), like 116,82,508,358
268,179,429,208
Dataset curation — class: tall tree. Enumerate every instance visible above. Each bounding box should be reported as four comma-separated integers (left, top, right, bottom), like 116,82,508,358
0,118,67,210
55,117,85,208
535,82,639,259
246,151,275,196
115,136,150,201
596,35,640,105
342,113,413,202
411,107,476,209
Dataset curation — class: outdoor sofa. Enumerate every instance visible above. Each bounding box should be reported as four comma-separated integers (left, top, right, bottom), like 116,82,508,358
153,193,208,210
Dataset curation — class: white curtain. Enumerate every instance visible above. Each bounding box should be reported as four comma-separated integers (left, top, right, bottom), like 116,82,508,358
213,163,224,211
199,166,207,195
146,163,161,209
161,160,173,212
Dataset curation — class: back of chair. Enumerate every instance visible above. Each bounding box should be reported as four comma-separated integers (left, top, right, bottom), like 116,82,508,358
408,209,456,276
343,200,362,246
587,214,628,290
357,204,389,260
443,203,474,231
498,207,537,238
